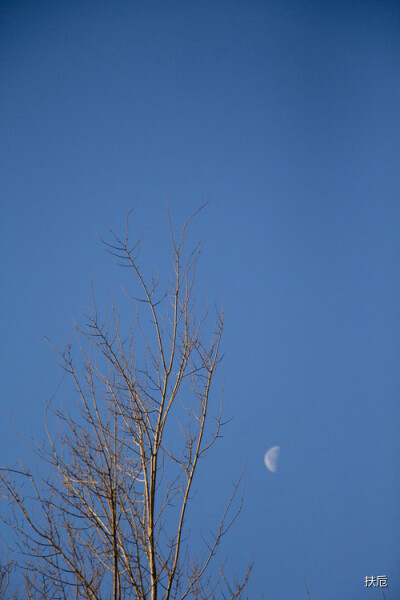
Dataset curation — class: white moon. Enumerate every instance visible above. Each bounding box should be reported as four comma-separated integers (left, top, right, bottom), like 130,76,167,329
264,446,280,472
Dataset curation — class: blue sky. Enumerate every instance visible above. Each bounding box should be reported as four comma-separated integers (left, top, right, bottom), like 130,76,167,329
1,1,399,598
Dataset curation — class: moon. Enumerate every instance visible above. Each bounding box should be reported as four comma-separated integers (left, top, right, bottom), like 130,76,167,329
264,446,280,472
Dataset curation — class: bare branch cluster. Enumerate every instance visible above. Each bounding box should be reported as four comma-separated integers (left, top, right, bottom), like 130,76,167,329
0,207,251,600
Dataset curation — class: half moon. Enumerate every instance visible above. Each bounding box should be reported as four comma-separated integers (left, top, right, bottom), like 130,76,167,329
264,446,280,472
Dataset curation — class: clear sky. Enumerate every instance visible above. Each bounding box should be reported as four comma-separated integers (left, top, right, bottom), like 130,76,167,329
1,1,399,598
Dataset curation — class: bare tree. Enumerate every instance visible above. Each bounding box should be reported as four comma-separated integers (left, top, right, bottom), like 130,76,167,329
0,206,251,599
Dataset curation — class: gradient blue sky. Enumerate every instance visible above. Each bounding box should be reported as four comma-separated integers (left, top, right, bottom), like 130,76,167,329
1,1,399,598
